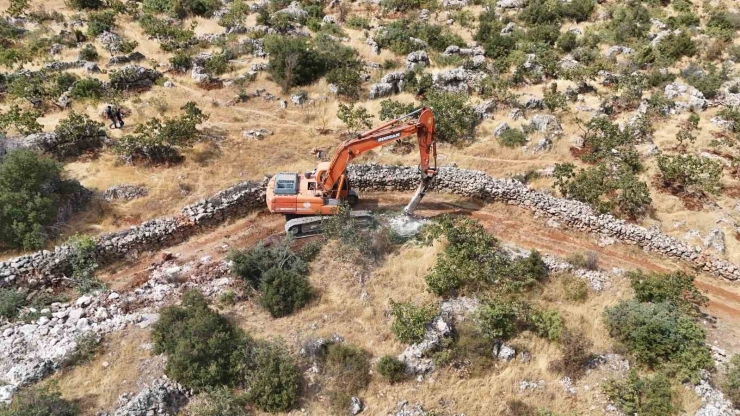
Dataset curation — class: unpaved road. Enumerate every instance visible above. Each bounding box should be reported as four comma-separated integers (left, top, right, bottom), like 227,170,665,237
99,192,740,355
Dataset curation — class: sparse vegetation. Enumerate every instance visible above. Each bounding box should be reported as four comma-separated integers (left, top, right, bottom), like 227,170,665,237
389,300,437,344
0,383,79,416
604,300,712,382
228,238,314,318
321,343,371,411
603,371,678,416
114,102,208,164
377,355,406,384
423,216,548,296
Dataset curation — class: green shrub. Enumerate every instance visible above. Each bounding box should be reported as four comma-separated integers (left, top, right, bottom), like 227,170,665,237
70,78,104,100
722,355,740,408
346,15,370,30
337,103,374,135
152,290,250,389
186,388,249,416
550,329,592,379
390,301,437,344
604,2,651,43
54,111,106,158
685,65,726,99
657,154,723,196
326,66,362,100
263,35,327,92
217,0,249,28
169,51,193,72
529,309,563,342
78,44,98,61
629,270,707,316
477,298,525,347
322,343,371,410
519,0,562,26
87,10,117,36
475,14,516,59
497,128,527,148
603,300,712,382
422,91,477,144
380,0,433,11
138,14,194,48
557,31,578,52
553,162,652,218
245,341,301,413
0,150,72,250
603,371,678,416
657,31,696,62
377,355,406,384
143,0,221,17
0,383,79,416
203,52,231,76
258,267,312,318
0,289,26,321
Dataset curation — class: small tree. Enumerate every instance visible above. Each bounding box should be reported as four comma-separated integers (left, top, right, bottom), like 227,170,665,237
68,234,103,293
337,103,374,135
0,150,66,250
5,0,29,16
675,113,700,150
657,154,723,196
379,99,416,121
0,104,42,135
264,35,327,92
53,111,106,158
86,10,117,36
258,267,312,318
422,91,477,144
543,83,568,112
389,300,437,344
326,66,362,100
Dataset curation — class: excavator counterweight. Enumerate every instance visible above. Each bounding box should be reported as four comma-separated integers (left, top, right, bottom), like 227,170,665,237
266,107,437,237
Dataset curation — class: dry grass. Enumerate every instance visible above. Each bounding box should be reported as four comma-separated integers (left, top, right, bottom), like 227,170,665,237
51,329,160,415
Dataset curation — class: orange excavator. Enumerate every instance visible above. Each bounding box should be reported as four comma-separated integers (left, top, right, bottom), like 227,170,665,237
266,107,437,237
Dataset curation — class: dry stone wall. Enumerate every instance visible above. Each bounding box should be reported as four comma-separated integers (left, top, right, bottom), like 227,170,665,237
2,164,739,288
0,180,266,288
345,164,740,281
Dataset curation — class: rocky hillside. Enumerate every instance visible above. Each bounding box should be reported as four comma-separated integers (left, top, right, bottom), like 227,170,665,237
3,0,740,414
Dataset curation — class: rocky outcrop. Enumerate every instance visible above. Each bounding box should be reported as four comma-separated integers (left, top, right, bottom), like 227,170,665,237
108,52,146,66
432,67,468,93
105,378,191,416
665,82,707,113
406,50,429,70
2,129,106,159
109,65,162,91
102,185,148,202
397,313,452,375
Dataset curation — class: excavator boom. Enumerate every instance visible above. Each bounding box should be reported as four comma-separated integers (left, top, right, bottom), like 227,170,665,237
265,107,437,236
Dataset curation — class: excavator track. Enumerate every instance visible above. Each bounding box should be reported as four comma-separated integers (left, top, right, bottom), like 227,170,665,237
285,210,374,238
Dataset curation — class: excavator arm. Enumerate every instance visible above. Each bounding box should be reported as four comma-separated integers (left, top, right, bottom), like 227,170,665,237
316,107,437,195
